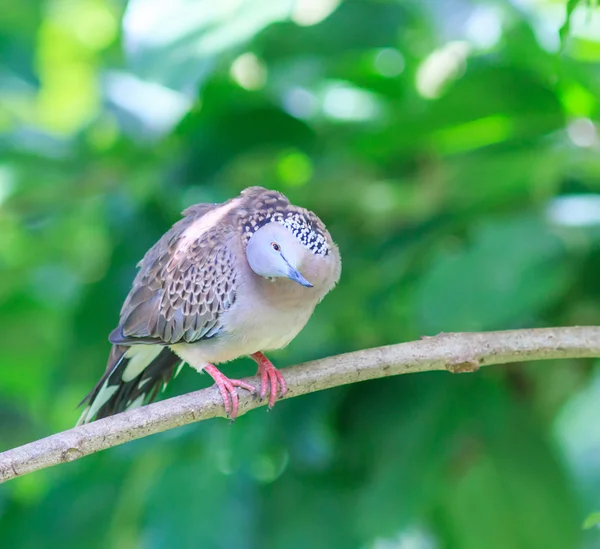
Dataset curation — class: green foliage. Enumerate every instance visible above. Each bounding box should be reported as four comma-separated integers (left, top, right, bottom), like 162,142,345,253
1,0,600,547
584,511,600,529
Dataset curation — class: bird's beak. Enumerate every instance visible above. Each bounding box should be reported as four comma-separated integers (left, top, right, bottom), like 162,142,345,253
282,256,313,288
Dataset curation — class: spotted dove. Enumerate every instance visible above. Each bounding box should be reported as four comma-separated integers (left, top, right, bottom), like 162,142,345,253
78,187,341,423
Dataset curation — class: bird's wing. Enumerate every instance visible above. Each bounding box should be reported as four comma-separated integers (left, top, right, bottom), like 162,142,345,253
110,202,238,345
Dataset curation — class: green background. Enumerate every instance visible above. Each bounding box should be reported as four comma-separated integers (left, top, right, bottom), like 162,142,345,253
2,0,600,547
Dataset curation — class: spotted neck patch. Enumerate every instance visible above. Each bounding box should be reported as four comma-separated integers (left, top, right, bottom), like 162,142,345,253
241,210,330,256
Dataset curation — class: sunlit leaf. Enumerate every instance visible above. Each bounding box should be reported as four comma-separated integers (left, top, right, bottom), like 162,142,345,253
583,511,600,530
122,0,293,91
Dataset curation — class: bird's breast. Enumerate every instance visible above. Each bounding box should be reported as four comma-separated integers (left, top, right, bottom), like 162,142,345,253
222,278,319,352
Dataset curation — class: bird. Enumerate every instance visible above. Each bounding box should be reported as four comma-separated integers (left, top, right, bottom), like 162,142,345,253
78,186,341,424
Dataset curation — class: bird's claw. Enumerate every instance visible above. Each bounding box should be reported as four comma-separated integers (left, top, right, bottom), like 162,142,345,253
204,364,255,421
252,353,287,409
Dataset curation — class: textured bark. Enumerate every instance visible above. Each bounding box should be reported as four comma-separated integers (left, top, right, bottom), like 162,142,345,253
1,327,599,483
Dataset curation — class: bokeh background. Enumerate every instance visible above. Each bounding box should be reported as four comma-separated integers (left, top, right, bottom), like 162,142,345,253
2,0,600,547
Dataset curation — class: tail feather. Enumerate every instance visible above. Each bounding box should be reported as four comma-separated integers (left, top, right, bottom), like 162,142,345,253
78,345,182,424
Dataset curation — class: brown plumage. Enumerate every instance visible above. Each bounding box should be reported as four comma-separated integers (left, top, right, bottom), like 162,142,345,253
79,187,341,423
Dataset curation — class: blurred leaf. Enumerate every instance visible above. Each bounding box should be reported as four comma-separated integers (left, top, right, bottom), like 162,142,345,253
583,511,600,529
416,215,572,333
351,375,466,542
123,0,293,91
435,379,580,549
559,0,597,47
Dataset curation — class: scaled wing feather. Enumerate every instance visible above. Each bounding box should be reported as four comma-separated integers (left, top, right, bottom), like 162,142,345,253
113,203,238,345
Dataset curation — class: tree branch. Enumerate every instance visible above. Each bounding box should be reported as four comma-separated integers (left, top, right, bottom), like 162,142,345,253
1,326,599,483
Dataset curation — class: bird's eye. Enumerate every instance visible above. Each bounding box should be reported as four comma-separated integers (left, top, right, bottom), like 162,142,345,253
271,242,281,252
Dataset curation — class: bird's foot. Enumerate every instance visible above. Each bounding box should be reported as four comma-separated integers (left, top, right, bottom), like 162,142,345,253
204,364,256,421
250,352,287,409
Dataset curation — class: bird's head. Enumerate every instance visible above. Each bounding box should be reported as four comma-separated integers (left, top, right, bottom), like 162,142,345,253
246,223,314,287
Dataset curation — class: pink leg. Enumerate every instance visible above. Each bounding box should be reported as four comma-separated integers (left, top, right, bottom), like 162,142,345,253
250,352,287,409
204,364,256,421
